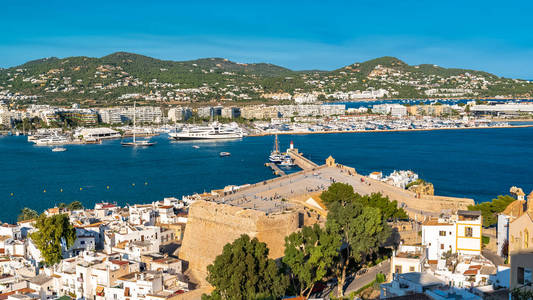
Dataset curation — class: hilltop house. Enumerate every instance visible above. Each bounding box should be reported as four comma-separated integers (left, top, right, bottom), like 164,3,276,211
422,210,482,260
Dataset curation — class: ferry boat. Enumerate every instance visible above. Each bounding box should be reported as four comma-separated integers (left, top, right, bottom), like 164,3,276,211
51,147,67,152
169,122,244,140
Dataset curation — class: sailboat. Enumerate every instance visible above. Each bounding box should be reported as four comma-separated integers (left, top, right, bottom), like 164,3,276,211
121,102,155,147
268,134,283,163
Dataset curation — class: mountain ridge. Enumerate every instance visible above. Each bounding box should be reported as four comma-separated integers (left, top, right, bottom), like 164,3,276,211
1,52,531,105
4,52,505,78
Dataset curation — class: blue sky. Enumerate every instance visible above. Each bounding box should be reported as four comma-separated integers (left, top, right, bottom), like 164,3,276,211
2,0,533,78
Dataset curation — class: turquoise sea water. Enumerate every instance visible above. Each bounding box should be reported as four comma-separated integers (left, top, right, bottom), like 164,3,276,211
1,127,532,223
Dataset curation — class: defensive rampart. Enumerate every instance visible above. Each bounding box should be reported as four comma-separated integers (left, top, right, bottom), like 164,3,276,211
179,200,300,283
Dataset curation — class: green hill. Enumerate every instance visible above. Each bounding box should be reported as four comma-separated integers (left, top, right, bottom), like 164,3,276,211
0,52,531,106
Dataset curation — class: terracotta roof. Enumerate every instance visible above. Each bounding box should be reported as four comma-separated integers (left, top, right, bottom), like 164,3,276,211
110,260,129,266
463,269,478,276
422,220,452,226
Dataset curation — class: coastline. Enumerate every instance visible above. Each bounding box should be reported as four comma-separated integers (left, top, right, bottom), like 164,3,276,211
248,124,533,137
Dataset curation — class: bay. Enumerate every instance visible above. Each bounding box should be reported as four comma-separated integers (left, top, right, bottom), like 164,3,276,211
1,127,532,223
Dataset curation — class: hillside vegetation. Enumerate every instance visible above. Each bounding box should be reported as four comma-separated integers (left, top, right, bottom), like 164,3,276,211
1,52,531,106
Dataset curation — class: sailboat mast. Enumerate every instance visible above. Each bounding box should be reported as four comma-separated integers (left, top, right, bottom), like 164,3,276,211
133,102,136,143
274,134,279,153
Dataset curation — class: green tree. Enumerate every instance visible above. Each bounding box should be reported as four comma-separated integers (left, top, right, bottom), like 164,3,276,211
355,193,408,220
67,201,84,211
320,182,356,208
468,195,515,227
321,183,407,220
18,208,39,222
29,214,76,266
203,235,288,300
283,224,340,298
327,202,390,297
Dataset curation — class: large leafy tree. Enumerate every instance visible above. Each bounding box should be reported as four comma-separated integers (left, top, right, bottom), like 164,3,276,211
355,193,408,220
18,208,39,222
327,201,390,297
29,214,76,266
283,224,340,298
320,183,392,297
320,182,357,207
203,235,288,300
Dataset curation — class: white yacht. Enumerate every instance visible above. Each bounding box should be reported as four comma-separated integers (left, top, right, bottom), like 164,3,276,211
34,135,69,146
169,122,244,140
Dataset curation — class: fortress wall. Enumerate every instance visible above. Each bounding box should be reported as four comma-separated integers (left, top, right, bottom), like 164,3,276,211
420,195,475,211
179,201,261,282
179,200,302,283
255,211,300,258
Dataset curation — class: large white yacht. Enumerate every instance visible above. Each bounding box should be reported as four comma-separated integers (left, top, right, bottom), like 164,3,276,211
169,122,244,140
34,135,69,146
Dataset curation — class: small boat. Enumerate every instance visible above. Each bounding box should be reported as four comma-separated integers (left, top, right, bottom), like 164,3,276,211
192,145,200,149
280,157,295,167
219,152,231,157
52,147,67,152
121,140,155,147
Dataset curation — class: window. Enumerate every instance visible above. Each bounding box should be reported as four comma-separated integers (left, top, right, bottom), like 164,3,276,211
395,265,402,274
439,231,446,236
440,244,445,250
518,267,525,285
465,227,473,237
409,266,415,272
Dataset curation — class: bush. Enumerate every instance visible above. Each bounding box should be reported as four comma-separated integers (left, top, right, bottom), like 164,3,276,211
482,236,490,245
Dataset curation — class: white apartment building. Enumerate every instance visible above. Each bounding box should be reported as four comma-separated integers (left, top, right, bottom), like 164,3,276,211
372,104,407,117
293,93,319,104
98,108,123,124
221,107,240,119
167,107,192,122
471,103,533,117
422,210,482,260
129,204,157,226
0,110,12,127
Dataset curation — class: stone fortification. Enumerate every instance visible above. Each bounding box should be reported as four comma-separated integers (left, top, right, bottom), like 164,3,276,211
179,200,301,283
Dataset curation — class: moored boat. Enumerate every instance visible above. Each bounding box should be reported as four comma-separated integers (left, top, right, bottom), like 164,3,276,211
169,122,244,140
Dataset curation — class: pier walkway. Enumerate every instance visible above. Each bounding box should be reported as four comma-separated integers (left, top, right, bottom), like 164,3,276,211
287,148,318,170
265,163,286,176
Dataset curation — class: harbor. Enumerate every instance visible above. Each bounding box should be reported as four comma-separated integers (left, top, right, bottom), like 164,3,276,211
1,126,533,223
